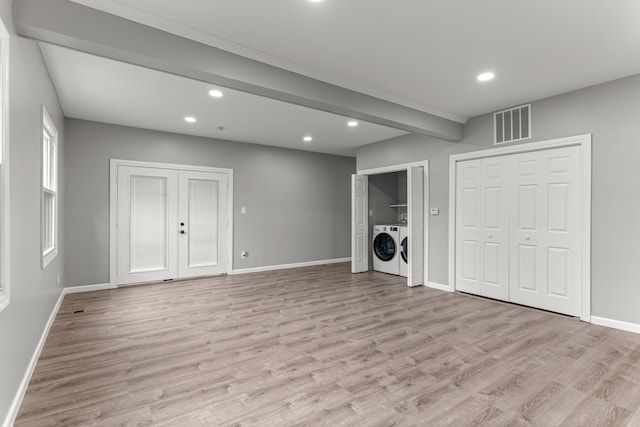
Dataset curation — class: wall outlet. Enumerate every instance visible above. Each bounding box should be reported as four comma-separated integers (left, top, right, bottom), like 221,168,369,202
430,208,440,215
241,251,249,259
241,207,247,214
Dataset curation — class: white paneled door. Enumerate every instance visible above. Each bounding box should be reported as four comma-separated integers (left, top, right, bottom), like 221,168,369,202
351,174,368,273
117,166,228,285
408,166,424,286
509,146,581,316
455,145,582,317
455,157,509,301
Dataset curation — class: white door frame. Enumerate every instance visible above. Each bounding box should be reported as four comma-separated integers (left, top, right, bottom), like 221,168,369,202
448,134,591,321
357,160,429,287
109,159,234,288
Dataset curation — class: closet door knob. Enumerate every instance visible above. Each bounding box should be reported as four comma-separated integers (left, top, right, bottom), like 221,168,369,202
180,230,186,235
525,236,530,241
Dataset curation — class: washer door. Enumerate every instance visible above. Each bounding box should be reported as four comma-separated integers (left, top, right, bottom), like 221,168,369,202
401,237,408,263
373,233,396,261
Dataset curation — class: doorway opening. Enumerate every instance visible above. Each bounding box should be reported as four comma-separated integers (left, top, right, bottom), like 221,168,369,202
352,161,428,287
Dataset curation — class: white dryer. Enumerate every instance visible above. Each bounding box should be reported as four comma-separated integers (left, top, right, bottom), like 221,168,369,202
399,225,408,277
372,225,400,275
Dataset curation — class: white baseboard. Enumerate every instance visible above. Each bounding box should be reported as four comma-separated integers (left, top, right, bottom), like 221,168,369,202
427,281,452,292
591,316,640,335
233,257,351,275
3,290,65,427
64,283,110,294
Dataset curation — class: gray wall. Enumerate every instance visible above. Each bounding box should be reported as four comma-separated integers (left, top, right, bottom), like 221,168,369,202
0,2,66,424
357,72,640,325
65,119,355,287
369,172,399,227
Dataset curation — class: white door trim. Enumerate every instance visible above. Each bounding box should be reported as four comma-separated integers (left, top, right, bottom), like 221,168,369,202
448,134,591,321
109,159,234,288
356,160,429,288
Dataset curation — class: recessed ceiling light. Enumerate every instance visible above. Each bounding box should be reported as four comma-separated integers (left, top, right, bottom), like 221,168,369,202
477,72,495,82
185,116,197,123
209,89,224,98
303,136,313,142
347,120,359,127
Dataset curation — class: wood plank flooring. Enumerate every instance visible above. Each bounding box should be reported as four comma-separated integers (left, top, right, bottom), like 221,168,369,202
14,263,640,426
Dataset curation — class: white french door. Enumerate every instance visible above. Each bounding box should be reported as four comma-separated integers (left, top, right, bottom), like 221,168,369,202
116,165,229,285
178,170,228,278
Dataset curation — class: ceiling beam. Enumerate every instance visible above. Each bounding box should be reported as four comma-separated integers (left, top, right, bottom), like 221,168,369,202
14,0,463,141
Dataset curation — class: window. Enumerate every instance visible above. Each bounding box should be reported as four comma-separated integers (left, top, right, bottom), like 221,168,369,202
0,17,9,311
41,106,58,268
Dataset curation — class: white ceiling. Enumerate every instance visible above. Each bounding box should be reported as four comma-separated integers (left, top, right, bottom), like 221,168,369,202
48,0,640,154
40,44,406,157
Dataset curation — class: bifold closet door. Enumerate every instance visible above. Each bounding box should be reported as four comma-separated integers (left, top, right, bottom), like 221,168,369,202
408,166,424,286
455,145,582,317
351,174,369,273
509,146,581,316
455,157,510,301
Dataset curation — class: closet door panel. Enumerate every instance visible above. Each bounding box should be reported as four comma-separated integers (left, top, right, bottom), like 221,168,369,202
479,157,509,301
455,157,509,301
542,146,581,316
456,160,482,295
509,151,544,309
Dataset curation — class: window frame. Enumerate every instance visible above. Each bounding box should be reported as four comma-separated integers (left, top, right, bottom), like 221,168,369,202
0,17,9,312
41,105,58,269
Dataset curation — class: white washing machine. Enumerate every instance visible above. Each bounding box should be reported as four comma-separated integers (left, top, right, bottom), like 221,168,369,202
372,225,400,275
399,225,408,277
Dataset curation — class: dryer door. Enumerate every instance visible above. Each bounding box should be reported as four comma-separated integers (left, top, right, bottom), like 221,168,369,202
401,237,408,263
373,233,396,261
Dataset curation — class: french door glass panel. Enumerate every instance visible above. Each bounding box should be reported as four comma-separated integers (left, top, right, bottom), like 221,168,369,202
187,179,219,266
130,175,169,272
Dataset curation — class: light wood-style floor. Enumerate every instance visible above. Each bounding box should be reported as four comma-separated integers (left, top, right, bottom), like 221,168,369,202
15,263,640,426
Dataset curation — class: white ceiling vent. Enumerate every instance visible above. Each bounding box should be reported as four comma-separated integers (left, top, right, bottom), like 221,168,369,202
494,104,531,144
